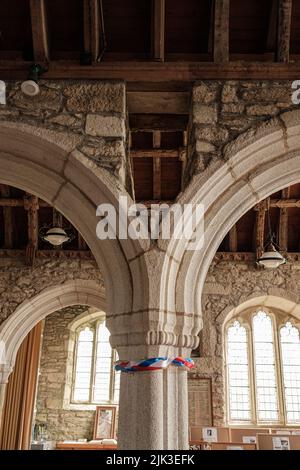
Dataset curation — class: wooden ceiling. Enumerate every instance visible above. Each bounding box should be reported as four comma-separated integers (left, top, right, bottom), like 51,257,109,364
1,0,300,81
0,184,90,265
220,183,300,256
1,183,300,263
1,2,300,262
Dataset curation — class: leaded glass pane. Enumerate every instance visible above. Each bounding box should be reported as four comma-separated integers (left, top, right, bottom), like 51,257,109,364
280,322,300,424
253,311,279,422
227,321,251,421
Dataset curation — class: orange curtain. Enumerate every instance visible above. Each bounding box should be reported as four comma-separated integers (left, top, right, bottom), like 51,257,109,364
0,322,42,450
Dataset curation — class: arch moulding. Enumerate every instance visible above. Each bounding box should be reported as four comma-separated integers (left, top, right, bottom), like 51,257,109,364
0,121,149,320
0,280,106,380
160,109,300,335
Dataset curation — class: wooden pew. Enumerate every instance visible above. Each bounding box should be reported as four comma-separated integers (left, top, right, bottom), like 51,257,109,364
257,433,300,450
190,426,230,443
230,428,271,444
209,442,256,451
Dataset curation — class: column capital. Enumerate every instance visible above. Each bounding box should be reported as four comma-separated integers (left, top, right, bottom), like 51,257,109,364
0,364,13,384
108,319,199,360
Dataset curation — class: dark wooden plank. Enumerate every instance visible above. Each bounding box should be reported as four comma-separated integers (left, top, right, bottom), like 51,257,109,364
266,0,279,52
214,0,230,62
153,131,162,200
270,198,300,207
278,187,290,251
4,60,300,80
229,225,238,252
277,0,293,62
153,0,165,61
24,194,39,266
255,199,268,258
127,91,190,114
30,0,49,62
129,114,188,131
78,233,87,250
83,0,104,62
0,185,13,249
131,149,181,158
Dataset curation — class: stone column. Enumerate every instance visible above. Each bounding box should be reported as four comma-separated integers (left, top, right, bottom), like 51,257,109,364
0,364,12,429
107,249,198,450
117,365,189,450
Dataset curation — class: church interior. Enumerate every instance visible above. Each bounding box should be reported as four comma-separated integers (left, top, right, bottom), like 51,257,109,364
1,0,300,452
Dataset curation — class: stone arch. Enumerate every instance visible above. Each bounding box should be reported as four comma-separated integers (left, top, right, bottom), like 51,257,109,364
220,292,300,329
161,109,300,335
0,121,148,320
0,280,106,372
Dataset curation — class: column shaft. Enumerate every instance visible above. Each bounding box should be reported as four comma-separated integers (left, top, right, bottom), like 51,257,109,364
117,368,189,450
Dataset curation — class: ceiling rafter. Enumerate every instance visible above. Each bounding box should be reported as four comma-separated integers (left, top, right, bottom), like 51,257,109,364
24,194,39,266
29,0,49,63
83,0,104,62
277,0,293,62
213,0,230,63
278,187,290,252
152,0,165,62
266,0,279,53
0,185,13,249
152,131,162,200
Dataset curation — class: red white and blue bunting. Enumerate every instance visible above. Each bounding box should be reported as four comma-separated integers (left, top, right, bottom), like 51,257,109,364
115,357,194,372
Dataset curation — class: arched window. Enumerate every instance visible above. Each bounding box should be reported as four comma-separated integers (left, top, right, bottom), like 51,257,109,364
72,320,120,405
226,309,300,425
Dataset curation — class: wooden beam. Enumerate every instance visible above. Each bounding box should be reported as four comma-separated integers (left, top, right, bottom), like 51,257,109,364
255,199,269,258
153,0,165,62
29,0,49,62
127,91,190,115
83,0,103,62
229,225,238,252
152,131,162,200
130,149,182,158
0,249,93,260
266,0,279,53
5,60,300,81
0,185,13,249
129,114,188,131
78,233,87,251
270,198,300,208
24,195,39,266
278,187,290,251
214,0,230,63
208,0,216,57
0,198,49,207
277,0,293,62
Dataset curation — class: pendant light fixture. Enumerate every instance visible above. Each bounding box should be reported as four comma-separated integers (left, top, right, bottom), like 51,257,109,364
21,63,46,97
39,209,74,247
257,202,286,269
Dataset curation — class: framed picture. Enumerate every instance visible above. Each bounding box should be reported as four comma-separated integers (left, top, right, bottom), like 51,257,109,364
93,406,117,440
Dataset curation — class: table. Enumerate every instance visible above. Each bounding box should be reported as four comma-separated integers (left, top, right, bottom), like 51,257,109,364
56,441,117,450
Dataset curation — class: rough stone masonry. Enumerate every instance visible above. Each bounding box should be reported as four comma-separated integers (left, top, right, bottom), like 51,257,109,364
0,80,133,194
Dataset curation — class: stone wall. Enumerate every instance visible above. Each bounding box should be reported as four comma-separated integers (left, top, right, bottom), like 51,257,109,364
186,80,297,184
0,80,132,192
190,257,300,426
0,256,102,324
34,306,96,442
